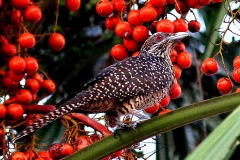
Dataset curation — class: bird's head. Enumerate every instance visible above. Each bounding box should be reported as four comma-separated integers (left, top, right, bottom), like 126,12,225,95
140,32,189,58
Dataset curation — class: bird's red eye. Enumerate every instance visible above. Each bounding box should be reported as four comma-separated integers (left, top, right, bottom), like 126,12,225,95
155,35,162,41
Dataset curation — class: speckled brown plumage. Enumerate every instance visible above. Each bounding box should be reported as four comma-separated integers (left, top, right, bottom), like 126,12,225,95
12,32,189,142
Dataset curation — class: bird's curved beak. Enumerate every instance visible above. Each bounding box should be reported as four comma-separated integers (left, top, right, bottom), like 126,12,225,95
169,32,189,40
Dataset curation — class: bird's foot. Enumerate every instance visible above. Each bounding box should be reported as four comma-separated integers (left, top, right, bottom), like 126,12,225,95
113,120,138,138
131,109,150,120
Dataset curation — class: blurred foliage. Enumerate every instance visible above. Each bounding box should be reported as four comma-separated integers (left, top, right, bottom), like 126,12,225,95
24,0,240,159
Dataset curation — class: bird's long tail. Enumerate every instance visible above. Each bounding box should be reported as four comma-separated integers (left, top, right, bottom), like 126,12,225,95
12,103,79,143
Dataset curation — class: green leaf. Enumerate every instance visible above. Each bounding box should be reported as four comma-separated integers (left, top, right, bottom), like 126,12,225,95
185,104,240,160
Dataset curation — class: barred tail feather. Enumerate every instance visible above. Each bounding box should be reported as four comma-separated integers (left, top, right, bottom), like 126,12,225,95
12,104,79,142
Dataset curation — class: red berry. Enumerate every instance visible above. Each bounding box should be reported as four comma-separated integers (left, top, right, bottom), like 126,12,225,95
201,58,219,76
169,79,179,93
2,43,17,57
28,72,44,83
132,25,149,42
38,151,50,158
149,21,158,33
173,18,188,32
12,0,30,9
105,15,120,31
25,79,40,93
115,21,132,39
188,20,201,33
177,51,192,69
173,64,182,79
25,57,38,75
25,150,36,160
169,84,181,99
66,0,81,11
48,33,65,51
233,56,240,69
111,0,126,13
155,6,165,16
232,67,240,83
139,6,157,22
110,44,128,61
186,0,201,9
48,143,63,159
199,0,211,6
144,103,160,114
8,70,24,82
174,42,185,53
0,104,7,119
111,150,122,158
11,10,22,26
175,1,189,15
160,95,170,107
60,144,74,156
170,49,178,63
41,79,56,94
167,0,176,4
18,32,36,49
0,35,8,44
1,74,19,90
132,51,140,57
123,38,139,52
96,0,113,17
149,0,166,7
127,10,143,26
156,19,174,33
75,135,93,151
7,103,24,120
15,89,33,104
24,5,42,22
217,77,233,94
10,152,27,160
9,56,26,73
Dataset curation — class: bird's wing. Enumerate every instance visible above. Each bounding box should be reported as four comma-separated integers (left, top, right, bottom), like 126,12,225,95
76,55,172,100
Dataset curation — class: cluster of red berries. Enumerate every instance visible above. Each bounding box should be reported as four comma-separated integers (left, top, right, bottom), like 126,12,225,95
6,133,121,160
96,0,207,115
95,0,223,61
0,0,80,159
202,56,240,94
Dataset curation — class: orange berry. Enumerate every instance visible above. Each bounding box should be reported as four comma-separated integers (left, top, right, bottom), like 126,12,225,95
201,58,219,76
232,67,240,83
96,0,113,17
173,18,188,32
139,6,157,22
177,51,192,69
132,25,149,42
173,64,182,79
144,103,160,114
158,108,171,116
160,95,170,107
110,44,128,61
48,33,65,51
115,21,132,39
217,77,233,94
156,19,174,33
233,56,240,69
